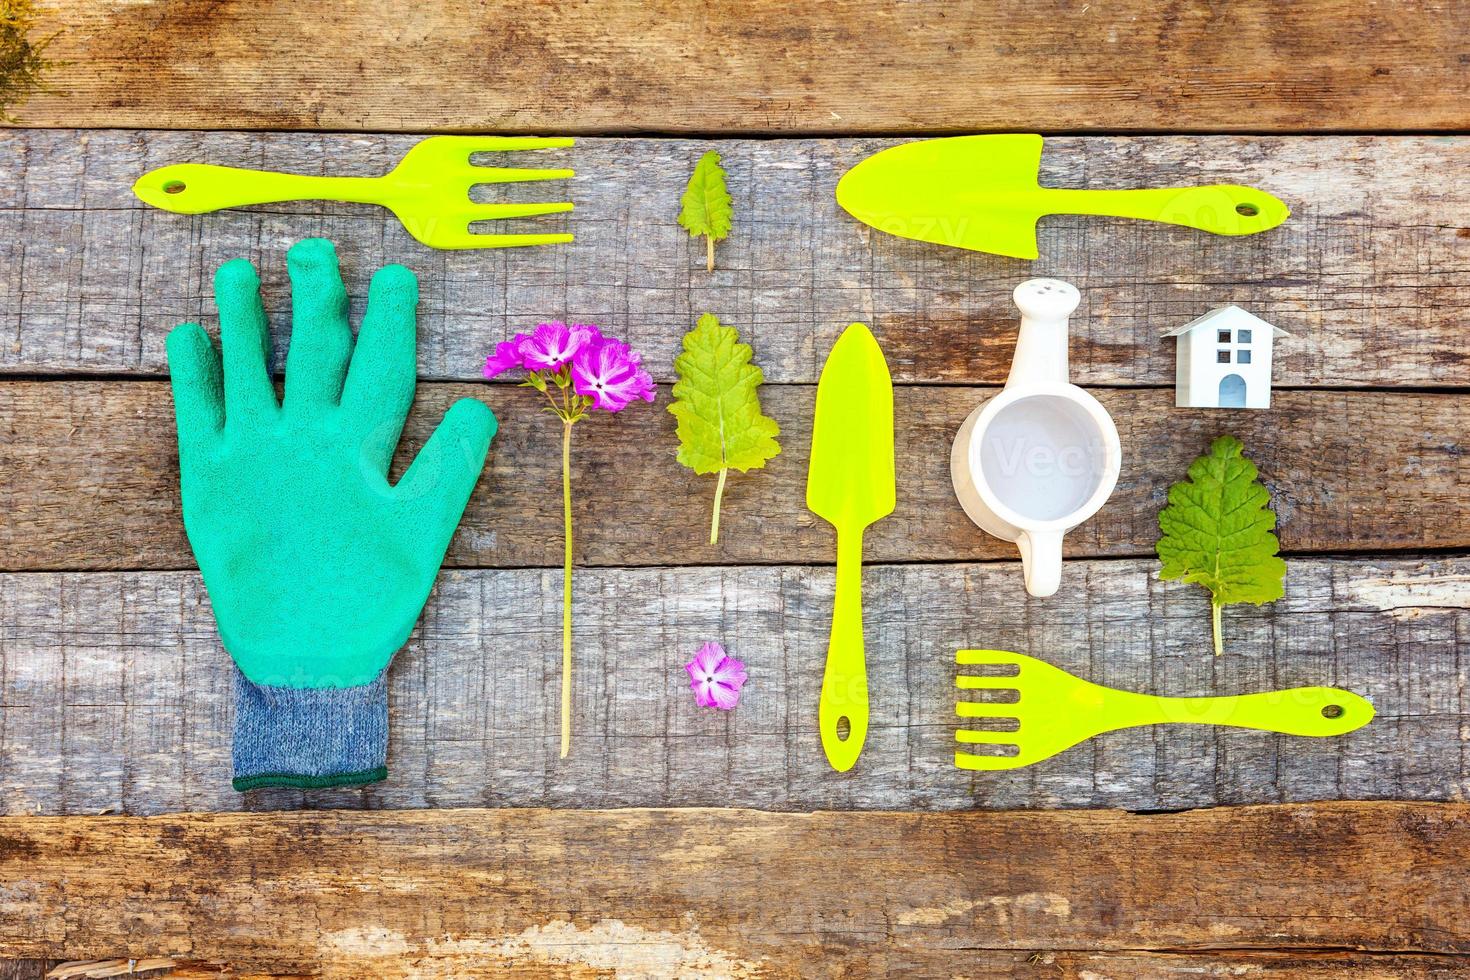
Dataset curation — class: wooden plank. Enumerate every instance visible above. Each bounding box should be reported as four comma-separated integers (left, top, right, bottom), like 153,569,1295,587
16,2,1470,132
6,952,1470,980
1,803,1466,976
3,131,1467,388
0,557,1464,816
1,381,1464,571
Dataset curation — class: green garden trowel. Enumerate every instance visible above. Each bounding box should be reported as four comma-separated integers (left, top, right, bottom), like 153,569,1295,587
806,323,895,772
835,134,1289,259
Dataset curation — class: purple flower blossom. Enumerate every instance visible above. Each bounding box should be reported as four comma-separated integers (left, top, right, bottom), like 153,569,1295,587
572,335,657,412
684,642,747,710
483,334,529,379
519,321,600,372
479,320,656,757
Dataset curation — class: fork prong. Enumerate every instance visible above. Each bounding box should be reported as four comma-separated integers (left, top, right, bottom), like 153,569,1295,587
434,230,575,250
955,728,1020,745
956,649,1025,667
956,674,1020,690
441,135,577,153
955,749,1024,771
956,701,1021,719
467,166,576,184
466,231,575,247
464,201,575,221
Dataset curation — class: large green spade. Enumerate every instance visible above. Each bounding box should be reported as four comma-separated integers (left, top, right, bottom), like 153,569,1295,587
806,323,896,772
835,134,1289,259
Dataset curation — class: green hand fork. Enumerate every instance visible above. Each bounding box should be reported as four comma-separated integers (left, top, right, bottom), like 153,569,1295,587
836,134,1290,260
955,650,1373,771
134,136,575,249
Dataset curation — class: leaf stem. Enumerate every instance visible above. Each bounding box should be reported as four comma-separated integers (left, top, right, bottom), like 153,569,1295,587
1211,601,1223,657
710,467,728,544
561,418,573,758
706,235,715,273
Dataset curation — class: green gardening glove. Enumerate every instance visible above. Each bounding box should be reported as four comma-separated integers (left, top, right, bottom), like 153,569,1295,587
166,238,496,791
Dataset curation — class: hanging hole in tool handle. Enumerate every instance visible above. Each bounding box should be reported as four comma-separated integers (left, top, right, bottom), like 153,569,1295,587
1321,703,1345,719
1235,202,1260,217
163,180,187,194
836,715,851,741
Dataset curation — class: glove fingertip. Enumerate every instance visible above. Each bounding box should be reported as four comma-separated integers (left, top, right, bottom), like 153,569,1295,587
369,263,419,301
166,322,224,436
166,321,216,373
286,236,339,271
447,396,498,451
214,257,261,294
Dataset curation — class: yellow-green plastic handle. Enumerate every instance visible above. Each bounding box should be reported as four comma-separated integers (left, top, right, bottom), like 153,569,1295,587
133,163,389,214
1096,685,1374,737
819,524,869,772
1039,185,1290,236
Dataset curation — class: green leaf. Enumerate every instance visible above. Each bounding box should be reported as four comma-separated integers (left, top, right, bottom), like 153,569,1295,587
1157,435,1286,656
677,150,733,271
668,313,781,544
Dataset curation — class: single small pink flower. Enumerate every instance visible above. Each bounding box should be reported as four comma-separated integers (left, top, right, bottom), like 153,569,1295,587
684,642,747,710
572,335,656,412
519,321,599,372
484,334,530,379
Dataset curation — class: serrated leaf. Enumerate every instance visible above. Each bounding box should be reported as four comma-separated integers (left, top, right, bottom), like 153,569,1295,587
1157,434,1286,655
677,150,733,271
668,313,781,543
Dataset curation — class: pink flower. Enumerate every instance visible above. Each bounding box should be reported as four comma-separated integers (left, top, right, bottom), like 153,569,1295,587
519,321,599,372
572,335,656,412
684,642,747,710
484,334,530,378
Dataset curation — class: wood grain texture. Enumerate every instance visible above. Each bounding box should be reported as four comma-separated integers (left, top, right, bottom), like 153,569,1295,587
3,131,1467,388
2,381,1464,571
1,803,1467,977
7,952,1470,980
16,2,1470,133
1,558,1464,816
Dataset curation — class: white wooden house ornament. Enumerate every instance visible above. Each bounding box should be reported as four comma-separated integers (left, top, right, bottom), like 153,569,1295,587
1165,305,1288,409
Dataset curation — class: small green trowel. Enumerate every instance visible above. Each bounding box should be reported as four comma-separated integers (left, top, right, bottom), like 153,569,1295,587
806,323,896,772
835,134,1289,259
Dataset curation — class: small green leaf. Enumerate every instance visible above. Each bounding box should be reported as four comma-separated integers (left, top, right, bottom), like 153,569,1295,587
1157,435,1286,656
677,150,733,272
668,313,781,544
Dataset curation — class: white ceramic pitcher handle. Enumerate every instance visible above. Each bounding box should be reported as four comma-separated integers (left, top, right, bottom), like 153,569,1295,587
1018,529,1064,597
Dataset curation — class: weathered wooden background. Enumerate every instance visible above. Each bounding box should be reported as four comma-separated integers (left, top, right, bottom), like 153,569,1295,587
19,2,1470,132
3,1,1469,977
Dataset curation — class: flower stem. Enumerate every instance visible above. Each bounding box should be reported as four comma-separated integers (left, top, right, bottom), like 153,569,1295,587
710,467,728,545
561,418,574,758
1211,601,1223,657
706,235,715,273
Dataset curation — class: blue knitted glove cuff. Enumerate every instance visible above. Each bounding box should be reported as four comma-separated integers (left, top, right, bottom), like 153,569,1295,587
231,665,390,791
